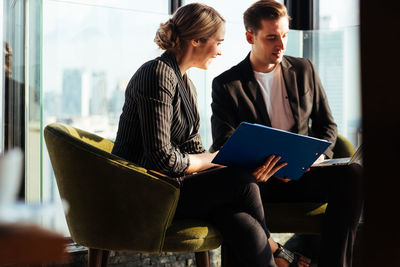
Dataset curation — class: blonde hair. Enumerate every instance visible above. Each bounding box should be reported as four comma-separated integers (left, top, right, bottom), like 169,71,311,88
154,3,225,52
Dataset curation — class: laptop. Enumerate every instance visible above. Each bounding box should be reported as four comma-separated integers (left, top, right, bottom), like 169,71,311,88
312,143,363,167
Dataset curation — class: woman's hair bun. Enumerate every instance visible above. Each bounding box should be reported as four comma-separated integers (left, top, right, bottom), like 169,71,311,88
154,19,180,50
154,3,225,52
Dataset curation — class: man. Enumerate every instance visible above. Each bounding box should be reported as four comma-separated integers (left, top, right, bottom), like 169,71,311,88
211,1,363,267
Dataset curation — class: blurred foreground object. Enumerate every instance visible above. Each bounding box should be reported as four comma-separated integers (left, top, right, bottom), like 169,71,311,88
0,149,68,265
0,149,23,213
0,222,68,265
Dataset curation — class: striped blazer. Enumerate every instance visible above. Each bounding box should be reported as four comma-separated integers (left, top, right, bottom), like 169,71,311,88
112,51,205,177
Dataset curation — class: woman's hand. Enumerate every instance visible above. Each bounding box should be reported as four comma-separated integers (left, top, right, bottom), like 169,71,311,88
187,151,221,174
252,155,287,182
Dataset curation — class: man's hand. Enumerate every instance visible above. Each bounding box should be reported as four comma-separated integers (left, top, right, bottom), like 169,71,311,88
252,155,287,182
274,176,292,183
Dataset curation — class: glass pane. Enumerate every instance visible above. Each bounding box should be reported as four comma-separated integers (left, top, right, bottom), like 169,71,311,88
42,0,169,234
2,0,26,199
182,0,361,149
183,0,256,149
26,0,42,204
319,0,359,29
49,0,169,15
315,27,361,146
0,3,3,153
285,27,361,147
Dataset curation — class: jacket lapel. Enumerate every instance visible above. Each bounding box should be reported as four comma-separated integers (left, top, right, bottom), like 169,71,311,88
239,54,271,126
161,51,197,134
281,56,300,132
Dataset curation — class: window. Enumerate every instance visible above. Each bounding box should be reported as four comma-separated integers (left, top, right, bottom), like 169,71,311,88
2,0,361,235
182,0,258,148
184,0,361,148
40,0,170,233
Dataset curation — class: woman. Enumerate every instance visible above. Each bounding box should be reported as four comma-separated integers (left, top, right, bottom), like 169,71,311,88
112,3,309,267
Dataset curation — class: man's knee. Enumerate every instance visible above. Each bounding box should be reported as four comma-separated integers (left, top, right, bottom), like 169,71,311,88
345,163,363,186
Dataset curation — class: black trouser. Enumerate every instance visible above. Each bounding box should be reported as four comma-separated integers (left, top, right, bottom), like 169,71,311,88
259,163,363,267
174,167,277,267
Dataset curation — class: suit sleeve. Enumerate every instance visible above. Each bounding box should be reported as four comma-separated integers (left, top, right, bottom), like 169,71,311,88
133,63,190,177
180,133,205,154
210,78,237,151
308,59,338,158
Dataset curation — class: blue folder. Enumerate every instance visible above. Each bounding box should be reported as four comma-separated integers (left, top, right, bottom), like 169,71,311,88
212,122,332,180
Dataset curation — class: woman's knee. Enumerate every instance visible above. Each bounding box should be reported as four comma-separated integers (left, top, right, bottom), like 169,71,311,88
226,167,257,185
225,212,268,249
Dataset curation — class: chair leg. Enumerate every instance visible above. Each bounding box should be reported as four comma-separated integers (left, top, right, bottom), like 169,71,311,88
221,244,229,267
88,248,110,267
195,251,210,267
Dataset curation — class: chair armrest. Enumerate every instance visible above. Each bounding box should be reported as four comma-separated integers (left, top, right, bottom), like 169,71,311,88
148,170,180,188
333,134,355,158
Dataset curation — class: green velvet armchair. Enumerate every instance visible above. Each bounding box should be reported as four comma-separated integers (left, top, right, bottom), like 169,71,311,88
264,134,355,234
44,123,222,267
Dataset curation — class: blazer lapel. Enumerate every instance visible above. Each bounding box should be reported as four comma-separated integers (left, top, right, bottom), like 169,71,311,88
161,51,197,134
281,56,300,132
239,55,271,126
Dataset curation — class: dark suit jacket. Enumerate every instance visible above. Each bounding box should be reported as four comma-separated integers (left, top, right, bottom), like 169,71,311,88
112,51,205,177
211,54,337,158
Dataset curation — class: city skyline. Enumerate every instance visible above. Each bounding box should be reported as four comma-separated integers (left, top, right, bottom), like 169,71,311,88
43,0,362,147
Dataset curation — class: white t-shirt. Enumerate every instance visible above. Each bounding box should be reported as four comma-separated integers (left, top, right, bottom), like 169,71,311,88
254,64,295,131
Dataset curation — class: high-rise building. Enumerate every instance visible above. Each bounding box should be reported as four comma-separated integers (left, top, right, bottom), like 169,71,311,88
90,71,108,115
61,69,90,118
109,80,127,121
315,30,346,136
62,69,82,117
43,91,61,117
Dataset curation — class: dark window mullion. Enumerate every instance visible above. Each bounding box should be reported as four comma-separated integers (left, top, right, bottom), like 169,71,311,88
169,0,182,15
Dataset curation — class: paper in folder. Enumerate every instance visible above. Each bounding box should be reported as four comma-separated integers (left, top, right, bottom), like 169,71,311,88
212,122,332,180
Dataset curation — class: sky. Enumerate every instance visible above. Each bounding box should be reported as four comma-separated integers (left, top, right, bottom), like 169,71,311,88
42,0,360,96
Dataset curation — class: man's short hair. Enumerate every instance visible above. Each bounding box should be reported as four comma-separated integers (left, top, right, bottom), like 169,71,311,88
243,0,290,33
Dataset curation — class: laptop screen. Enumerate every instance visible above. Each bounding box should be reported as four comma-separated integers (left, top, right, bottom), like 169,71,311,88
349,144,363,165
